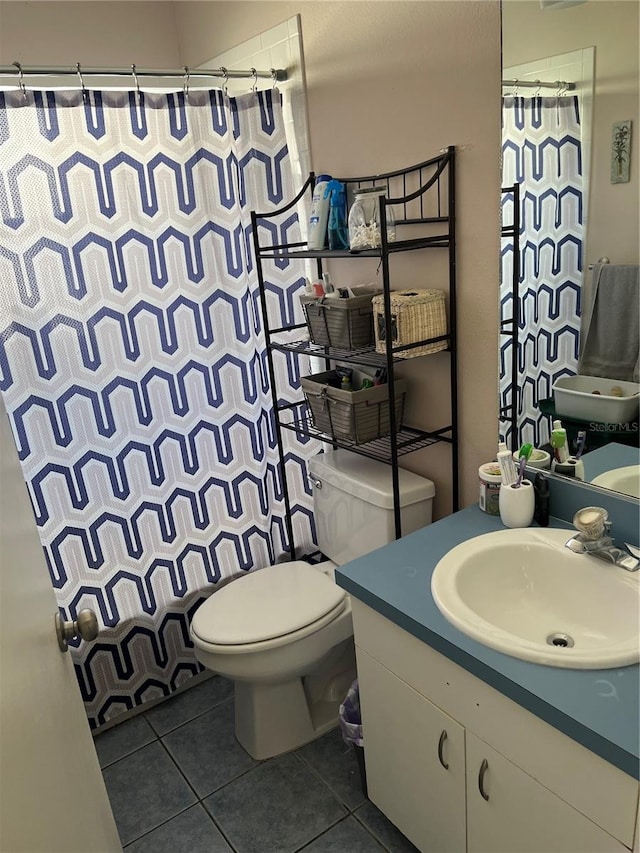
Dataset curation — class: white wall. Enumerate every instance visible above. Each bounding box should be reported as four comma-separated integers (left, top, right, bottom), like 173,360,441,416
0,0,502,516
175,1,503,516
502,0,639,266
0,2,181,68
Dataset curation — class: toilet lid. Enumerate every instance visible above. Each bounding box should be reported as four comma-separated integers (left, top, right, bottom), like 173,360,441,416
191,561,346,646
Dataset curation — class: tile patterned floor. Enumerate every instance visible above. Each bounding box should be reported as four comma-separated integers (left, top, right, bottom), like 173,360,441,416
95,676,418,852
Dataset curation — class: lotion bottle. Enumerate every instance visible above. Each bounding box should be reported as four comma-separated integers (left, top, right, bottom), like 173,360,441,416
307,174,332,250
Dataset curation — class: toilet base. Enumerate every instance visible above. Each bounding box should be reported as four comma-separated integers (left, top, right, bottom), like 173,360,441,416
234,638,356,759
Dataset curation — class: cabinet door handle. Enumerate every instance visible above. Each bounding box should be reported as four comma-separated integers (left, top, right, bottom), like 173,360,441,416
478,758,490,801
437,729,449,769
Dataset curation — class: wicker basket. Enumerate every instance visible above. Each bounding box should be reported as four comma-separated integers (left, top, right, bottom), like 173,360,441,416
372,289,448,358
300,284,382,350
301,370,407,444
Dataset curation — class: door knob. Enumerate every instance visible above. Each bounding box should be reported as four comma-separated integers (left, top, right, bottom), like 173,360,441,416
55,609,99,652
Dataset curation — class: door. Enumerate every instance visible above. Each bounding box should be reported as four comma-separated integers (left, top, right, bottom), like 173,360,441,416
356,647,466,852
466,731,627,853
0,400,121,852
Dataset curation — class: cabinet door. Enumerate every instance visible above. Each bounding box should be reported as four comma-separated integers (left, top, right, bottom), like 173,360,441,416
356,647,466,852
466,732,628,853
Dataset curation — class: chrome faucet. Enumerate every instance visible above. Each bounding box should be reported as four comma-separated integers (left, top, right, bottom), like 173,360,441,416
565,507,640,572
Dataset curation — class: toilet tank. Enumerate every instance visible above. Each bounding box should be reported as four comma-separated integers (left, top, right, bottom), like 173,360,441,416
308,450,435,565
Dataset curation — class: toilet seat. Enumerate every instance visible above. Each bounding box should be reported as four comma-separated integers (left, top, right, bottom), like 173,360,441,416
190,561,347,651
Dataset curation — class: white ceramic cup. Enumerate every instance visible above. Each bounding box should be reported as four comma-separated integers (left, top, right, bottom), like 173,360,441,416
551,457,585,481
499,480,535,528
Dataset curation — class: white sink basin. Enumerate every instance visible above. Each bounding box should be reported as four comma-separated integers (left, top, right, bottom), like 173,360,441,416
431,528,640,669
592,465,640,499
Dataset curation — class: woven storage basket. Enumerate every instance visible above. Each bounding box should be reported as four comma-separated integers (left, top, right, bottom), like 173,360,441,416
300,284,382,350
373,289,448,358
301,370,407,444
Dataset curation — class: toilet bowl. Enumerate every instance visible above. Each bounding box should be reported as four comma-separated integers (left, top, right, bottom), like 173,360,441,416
190,450,435,759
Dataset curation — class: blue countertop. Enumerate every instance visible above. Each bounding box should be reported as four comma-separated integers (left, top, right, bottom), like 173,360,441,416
336,505,640,779
583,442,640,483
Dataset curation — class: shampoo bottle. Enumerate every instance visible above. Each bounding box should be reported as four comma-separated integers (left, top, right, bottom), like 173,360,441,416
307,174,332,250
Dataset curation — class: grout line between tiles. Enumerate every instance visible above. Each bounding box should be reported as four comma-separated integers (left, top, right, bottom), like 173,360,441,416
292,813,355,852
198,799,241,853
121,802,195,851
294,748,366,814
351,807,399,853
145,693,234,738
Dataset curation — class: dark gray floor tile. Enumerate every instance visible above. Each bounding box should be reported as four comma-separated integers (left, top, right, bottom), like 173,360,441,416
124,804,232,853
354,801,419,853
296,727,366,810
299,816,386,852
102,741,197,847
162,700,256,798
203,752,347,853
94,714,156,769
144,675,234,736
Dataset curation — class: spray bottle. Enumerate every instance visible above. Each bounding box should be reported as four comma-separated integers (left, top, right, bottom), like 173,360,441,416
325,180,349,250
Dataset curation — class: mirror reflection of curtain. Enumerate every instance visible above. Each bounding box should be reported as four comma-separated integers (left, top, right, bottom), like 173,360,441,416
500,96,583,448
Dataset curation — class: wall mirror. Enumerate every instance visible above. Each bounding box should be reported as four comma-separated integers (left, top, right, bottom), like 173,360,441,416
500,0,639,502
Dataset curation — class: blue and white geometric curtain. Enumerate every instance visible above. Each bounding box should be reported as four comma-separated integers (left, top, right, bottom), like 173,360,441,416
500,96,583,448
0,87,317,727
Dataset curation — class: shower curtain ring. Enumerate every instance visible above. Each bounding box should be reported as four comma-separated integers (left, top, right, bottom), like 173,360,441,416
250,67,258,93
183,66,190,100
76,62,89,103
131,64,141,102
270,68,278,89
220,66,229,94
12,61,27,99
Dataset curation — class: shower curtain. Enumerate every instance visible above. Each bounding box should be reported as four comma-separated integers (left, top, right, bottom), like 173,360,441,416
0,87,317,727
500,96,584,448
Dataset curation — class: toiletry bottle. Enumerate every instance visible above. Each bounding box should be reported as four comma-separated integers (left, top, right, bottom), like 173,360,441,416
325,180,350,250
307,174,332,250
551,419,570,463
533,472,550,527
497,441,517,486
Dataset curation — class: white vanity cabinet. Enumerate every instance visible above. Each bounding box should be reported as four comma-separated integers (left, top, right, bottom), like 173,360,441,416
465,732,627,853
353,600,639,853
357,649,465,851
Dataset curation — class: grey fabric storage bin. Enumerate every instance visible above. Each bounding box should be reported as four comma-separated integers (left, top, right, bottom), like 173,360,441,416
300,285,382,349
301,370,407,444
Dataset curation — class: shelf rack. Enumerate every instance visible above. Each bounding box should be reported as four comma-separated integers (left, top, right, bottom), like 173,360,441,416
499,182,521,448
251,147,458,556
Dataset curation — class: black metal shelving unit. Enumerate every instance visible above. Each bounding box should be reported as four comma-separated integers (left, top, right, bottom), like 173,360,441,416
251,147,458,558
499,182,520,447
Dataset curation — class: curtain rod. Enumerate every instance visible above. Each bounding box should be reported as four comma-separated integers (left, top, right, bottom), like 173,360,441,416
1,62,287,85
502,78,575,91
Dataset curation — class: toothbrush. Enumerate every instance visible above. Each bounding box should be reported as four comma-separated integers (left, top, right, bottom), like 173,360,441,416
514,455,527,488
574,430,586,460
518,443,533,463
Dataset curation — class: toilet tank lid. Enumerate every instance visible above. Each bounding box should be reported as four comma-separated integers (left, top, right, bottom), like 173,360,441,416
308,450,435,510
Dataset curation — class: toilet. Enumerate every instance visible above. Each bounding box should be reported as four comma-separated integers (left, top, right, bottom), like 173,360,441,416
190,449,435,759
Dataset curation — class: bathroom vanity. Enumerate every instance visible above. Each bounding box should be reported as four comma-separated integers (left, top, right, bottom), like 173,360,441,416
336,507,640,853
